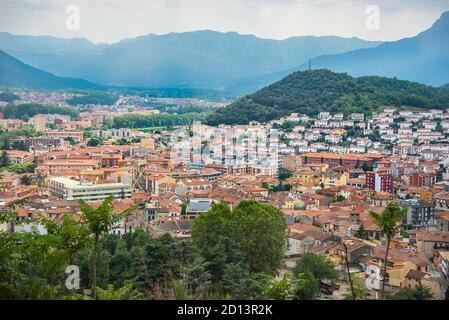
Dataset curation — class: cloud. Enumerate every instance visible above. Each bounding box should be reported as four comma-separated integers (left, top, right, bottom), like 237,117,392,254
0,0,448,43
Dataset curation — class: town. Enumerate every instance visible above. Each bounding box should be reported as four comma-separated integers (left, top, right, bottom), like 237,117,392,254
1,88,449,300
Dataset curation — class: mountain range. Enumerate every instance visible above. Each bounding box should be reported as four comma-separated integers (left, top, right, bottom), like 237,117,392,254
299,11,449,87
0,11,448,94
0,31,379,93
0,50,99,90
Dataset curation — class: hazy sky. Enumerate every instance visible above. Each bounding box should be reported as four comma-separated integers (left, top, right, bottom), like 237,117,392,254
1,0,449,43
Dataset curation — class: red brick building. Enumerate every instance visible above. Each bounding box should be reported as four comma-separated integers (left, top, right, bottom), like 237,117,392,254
302,153,382,169
366,171,393,193
101,154,122,167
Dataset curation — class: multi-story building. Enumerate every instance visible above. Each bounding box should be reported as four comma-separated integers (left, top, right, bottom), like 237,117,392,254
101,154,122,167
39,159,98,175
366,171,393,193
45,131,84,142
49,177,132,201
302,153,382,169
32,114,47,132
402,199,436,229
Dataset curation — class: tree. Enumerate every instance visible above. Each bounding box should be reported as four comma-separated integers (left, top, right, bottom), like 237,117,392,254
180,203,187,216
333,195,346,202
362,162,373,172
96,283,143,300
80,198,128,299
0,150,10,168
19,175,32,186
64,137,78,145
191,201,287,275
355,226,369,240
293,253,338,282
387,285,433,300
344,275,368,300
291,271,320,300
87,137,103,147
263,273,295,300
278,172,293,181
369,203,407,299
41,214,91,264
11,140,28,151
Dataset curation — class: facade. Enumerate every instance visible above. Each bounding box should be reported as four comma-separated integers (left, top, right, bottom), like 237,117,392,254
32,114,47,132
45,131,84,142
302,153,382,169
49,177,132,201
101,154,122,167
366,171,393,193
41,159,98,175
402,200,436,229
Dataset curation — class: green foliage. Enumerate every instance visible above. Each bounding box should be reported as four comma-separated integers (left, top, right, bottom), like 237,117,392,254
0,200,292,300
112,112,206,129
278,171,293,181
64,137,78,145
369,202,407,299
96,283,143,300
291,271,321,300
0,215,91,299
10,139,28,151
362,162,374,172
333,195,346,202
113,138,130,146
87,137,103,147
369,203,406,241
0,91,20,102
344,275,368,300
1,162,36,174
207,69,449,125
293,253,338,281
191,201,287,275
0,150,10,168
0,103,79,119
387,285,433,300
67,93,119,106
263,273,295,300
354,226,369,240
0,126,37,149
20,175,32,185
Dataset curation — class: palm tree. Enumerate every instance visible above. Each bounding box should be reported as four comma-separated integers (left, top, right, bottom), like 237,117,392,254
80,197,136,299
369,202,406,299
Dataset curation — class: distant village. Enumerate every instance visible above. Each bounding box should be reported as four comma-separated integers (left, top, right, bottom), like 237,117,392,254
1,90,449,300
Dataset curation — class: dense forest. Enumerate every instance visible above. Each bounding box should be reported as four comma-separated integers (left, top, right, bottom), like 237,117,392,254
112,112,207,129
0,199,328,300
0,103,79,120
67,93,119,106
206,69,449,125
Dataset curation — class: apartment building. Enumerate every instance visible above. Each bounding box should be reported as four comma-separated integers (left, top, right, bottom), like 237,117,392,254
49,177,132,201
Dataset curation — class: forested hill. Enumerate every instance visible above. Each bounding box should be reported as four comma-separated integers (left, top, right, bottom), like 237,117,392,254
206,69,449,125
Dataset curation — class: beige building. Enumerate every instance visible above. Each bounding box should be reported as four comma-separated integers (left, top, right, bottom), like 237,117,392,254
32,114,47,132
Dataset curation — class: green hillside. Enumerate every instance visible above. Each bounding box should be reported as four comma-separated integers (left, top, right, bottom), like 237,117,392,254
206,69,449,125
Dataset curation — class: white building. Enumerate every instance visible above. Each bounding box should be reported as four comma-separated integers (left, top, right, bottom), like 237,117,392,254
49,177,132,201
